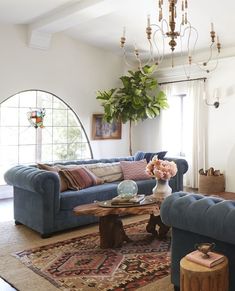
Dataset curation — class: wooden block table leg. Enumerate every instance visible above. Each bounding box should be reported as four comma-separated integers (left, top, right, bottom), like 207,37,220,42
180,256,229,291
99,214,131,248
146,214,170,238
157,216,170,239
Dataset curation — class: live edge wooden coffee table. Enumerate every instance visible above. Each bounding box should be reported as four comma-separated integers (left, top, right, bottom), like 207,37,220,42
73,196,169,249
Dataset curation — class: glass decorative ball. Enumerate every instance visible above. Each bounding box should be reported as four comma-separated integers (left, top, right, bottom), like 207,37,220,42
117,180,138,198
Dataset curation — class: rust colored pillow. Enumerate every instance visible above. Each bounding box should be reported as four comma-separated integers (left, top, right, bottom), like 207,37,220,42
58,166,104,190
37,163,68,192
120,159,151,181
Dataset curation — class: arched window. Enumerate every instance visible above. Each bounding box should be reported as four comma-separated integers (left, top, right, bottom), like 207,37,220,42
0,90,92,184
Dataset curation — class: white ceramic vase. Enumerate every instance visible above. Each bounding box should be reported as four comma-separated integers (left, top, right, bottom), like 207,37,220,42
152,179,172,201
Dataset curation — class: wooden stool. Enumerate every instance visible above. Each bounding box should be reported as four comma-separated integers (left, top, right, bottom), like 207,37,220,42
180,256,228,291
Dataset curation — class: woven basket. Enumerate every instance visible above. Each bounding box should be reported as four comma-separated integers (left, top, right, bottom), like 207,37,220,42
199,174,225,194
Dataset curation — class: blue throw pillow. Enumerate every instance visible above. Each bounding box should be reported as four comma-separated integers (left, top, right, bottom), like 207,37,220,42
134,151,145,161
134,151,167,162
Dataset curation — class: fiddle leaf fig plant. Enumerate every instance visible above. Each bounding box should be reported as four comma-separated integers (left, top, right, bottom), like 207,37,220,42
96,65,168,155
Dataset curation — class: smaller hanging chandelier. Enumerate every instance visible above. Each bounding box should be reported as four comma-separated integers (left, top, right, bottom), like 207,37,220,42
120,0,221,77
27,108,46,129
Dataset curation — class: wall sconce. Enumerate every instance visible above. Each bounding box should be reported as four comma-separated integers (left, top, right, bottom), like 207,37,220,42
204,88,220,108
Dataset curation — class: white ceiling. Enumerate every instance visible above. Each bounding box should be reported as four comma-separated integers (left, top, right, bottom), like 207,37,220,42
0,0,234,60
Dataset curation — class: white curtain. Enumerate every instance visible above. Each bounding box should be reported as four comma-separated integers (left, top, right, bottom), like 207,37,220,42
185,80,207,188
160,79,207,188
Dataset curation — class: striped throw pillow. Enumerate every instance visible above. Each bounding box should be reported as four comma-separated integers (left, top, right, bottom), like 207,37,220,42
59,166,104,190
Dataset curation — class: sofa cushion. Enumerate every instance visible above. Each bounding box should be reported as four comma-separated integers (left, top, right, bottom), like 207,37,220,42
58,167,103,190
120,160,151,181
85,162,123,182
60,183,119,210
37,163,68,192
60,179,156,210
134,151,167,162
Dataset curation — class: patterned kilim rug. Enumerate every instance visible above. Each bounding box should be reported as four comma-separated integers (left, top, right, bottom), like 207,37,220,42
14,220,171,291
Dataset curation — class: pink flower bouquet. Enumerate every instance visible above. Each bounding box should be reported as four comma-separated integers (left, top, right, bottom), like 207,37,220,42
146,156,178,180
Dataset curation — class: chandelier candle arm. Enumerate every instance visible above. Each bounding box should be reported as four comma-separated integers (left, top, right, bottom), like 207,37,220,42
146,15,152,40
120,26,126,48
211,22,214,32
210,30,216,43
217,36,221,53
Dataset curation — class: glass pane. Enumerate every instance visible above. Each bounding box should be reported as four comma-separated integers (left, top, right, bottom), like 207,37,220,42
53,127,67,144
19,107,32,126
0,107,19,126
43,109,52,126
37,91,53,108
19,91,36,108
81,131,89,142
53,144,67,161
82,144,92,159
80,143,91,159
19,127,36,145
53,97,67,109
19,145,36,163
41,127,52,144
0,127,18,145
0,164,13,184
67,143,79,160
67,127,82,143
1,94,19,107
68,110,79,126
0,145,18,164
53,109,67,126
67,143,88,160
41,145,53,162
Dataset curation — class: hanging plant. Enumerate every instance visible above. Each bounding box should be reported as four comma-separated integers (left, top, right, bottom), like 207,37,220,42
96,65,168,155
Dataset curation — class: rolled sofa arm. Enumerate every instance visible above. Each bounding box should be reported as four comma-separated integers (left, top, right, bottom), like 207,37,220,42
160,192,235,245
4,165,60,195
164,157,188,192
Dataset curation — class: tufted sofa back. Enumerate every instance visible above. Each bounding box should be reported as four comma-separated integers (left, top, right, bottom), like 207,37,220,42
160,192,235,245
52,156,134,166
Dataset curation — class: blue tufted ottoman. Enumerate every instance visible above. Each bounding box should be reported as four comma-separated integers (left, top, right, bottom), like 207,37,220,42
160,192,235,291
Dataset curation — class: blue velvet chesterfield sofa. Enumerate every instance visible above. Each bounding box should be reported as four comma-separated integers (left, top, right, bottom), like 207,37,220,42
4,151,188,238
160,192,235,291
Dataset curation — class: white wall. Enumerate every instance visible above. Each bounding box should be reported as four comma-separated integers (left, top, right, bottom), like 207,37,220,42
0,24,129,158
207,56,235,192
132,118,163,154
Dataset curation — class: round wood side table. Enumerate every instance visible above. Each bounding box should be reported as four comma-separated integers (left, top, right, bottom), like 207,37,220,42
180,256,229,291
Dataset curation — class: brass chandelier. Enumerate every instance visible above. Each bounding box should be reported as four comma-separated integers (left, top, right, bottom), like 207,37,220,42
120,0,221,77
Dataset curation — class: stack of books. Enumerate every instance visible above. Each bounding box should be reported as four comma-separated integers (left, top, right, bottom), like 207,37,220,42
186,250,225,268
111,194,145,205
